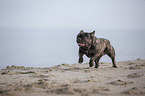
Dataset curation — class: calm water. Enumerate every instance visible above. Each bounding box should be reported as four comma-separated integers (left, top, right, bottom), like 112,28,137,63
0,29,145,69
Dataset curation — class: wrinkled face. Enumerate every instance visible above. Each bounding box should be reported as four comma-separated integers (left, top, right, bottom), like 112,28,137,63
77,30,95,47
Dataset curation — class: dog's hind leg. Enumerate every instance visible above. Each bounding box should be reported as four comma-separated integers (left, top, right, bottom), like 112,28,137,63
111,57,117,68
106,46,117,68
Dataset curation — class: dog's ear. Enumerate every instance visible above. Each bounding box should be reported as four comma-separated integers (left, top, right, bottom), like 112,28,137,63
90,30,95,36
80,30,84,33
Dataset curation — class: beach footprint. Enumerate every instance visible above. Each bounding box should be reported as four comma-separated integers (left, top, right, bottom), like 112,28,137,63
127,73,143,78
123,87,145,95
108,80,133,85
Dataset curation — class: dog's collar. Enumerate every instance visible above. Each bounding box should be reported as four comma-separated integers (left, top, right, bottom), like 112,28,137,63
85,37,95,50
87,44,91,50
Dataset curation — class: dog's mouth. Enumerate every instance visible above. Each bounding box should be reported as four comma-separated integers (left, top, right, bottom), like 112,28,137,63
77,43,86,47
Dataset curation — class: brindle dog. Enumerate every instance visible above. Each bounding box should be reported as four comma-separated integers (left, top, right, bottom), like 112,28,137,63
76,30,117,68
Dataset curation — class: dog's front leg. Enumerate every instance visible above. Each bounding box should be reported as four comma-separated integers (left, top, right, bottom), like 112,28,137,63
78,49,84,64
89,58,94,67
91,53,102,68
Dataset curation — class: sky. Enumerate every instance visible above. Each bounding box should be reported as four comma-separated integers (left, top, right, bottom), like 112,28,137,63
0,0,145,30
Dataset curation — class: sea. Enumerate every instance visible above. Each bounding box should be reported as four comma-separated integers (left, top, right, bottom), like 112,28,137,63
0,28,145,69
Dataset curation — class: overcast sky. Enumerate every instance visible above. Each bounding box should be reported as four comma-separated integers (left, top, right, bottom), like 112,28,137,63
0,0,145,30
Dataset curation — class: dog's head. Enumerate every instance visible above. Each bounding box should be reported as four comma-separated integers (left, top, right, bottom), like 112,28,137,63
76,30,95,47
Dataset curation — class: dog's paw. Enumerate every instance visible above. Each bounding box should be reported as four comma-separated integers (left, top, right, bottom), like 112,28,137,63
79,58,83,63
89,62,94,67
113,65,118,68
78,58,83,64
94,66,98,68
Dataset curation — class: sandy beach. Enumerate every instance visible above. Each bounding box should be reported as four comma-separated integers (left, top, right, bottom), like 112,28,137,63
0,59,145,96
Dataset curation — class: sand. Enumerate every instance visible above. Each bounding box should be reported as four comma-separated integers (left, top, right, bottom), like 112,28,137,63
0,59,145,96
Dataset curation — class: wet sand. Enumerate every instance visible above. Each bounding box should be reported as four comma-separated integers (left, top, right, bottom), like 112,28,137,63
0,59,145,96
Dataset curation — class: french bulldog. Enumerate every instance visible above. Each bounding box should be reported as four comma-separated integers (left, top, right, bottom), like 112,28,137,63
76,30,117,68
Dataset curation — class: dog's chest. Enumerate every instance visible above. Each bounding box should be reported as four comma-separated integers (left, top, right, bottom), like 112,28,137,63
81,46,96,58
85,50,95,57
